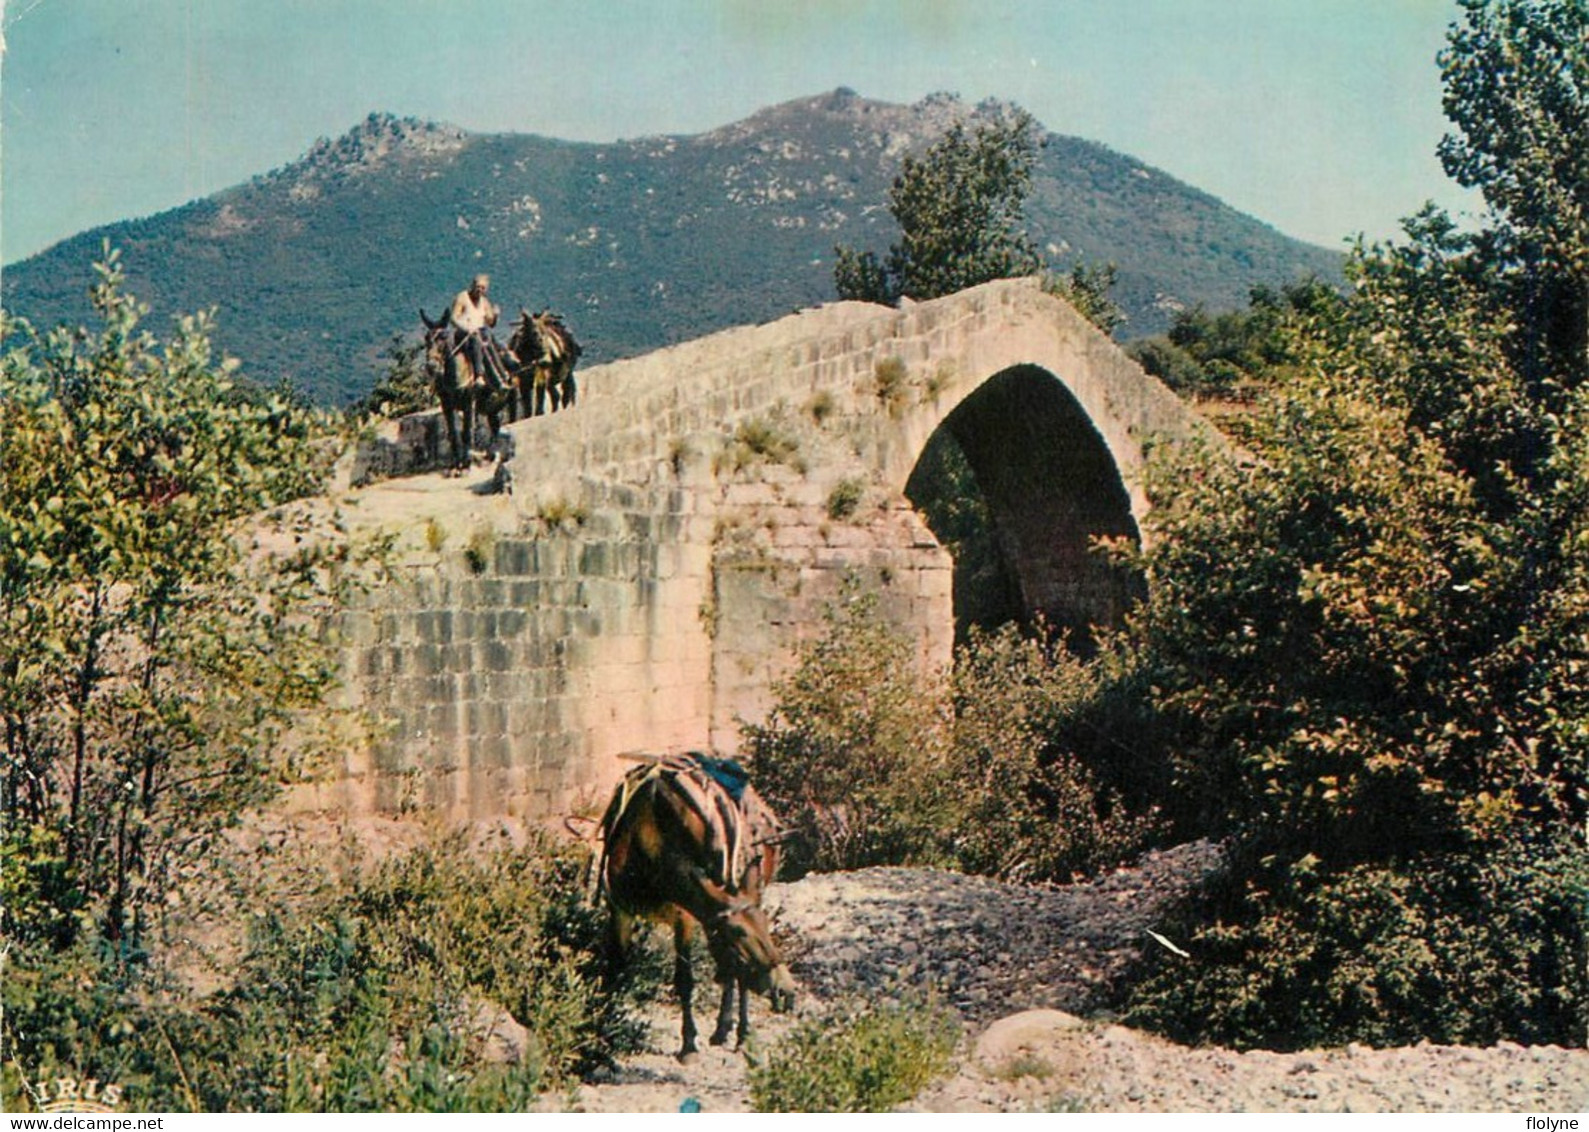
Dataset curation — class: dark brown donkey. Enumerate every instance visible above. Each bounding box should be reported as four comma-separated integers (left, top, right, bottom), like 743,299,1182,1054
418,308,508,473
598,752,795,1061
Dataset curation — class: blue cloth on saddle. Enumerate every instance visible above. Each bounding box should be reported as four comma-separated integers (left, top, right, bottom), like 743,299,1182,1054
695,755,749,803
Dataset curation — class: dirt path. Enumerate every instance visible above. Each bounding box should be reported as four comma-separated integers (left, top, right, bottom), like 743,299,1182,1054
547,843,1589,1113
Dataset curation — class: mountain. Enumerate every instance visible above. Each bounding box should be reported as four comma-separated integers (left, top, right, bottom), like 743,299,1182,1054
1,91,1344,407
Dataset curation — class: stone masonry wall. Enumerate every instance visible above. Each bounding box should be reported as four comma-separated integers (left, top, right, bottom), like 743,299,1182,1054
317,279,1204,822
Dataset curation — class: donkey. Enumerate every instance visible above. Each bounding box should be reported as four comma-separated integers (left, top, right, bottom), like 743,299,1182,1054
597,751,794,1061
507,308,582,417
419,308,509,473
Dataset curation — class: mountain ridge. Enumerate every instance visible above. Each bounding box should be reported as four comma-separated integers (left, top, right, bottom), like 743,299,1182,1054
2,91,1344,406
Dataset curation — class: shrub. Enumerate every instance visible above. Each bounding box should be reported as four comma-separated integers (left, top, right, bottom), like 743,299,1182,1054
873,358,909,418
744,594,1162,883
951,625,1163,883
1,831,650,1112
463,527,495,574
825,479,865,521
0,251,346,950
743,592,957,875
805,390,837,425
718,417,802,475
1124,835,1589,1051
1103,187,1588,1048
536,497,589,529
748,998,959,1112
1043,262,1125,336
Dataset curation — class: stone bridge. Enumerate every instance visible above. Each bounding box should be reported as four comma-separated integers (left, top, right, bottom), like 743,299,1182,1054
313,278,1208,821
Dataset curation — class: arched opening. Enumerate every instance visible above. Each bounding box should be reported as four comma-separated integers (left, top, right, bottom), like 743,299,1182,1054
904,364,1144,648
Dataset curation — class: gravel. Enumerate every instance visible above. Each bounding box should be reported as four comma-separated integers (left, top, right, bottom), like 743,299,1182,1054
550,841,1589,1113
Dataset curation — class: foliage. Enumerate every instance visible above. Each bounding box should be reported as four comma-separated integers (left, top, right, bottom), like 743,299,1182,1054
1100,10,1589,1043
835,111,1043,304
748,997,959,1113
717,417,803,475
873,357,910,416
1127,278,1339,400
0,250,346,950
825,478,865,521
346,333,434,420
950,625,1163,883
2,831,651,1112
743,591,957,874
1043,262,1127,336
1126,835,1589,1050
743,592,1162,882
1439,0,1589,385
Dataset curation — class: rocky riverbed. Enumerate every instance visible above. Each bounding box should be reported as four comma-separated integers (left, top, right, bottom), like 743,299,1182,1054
550,842,1589,1113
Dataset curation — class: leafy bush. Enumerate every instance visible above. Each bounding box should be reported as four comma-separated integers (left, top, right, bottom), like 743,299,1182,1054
1043,262,1126,336
1098,17,1589,1044
748,997,959,1112
1101,219,1589,1045
873,357,909,417
950,625,1163,882
1,251,347,949
825,479,865,521
1125,835,1589,1051
743,592,957,875
743,593,1162,882
1127,278,1336,400
2,831,650,1112
718,417,802,475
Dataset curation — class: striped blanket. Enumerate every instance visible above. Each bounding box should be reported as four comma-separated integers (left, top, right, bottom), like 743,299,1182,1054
600,751,782,892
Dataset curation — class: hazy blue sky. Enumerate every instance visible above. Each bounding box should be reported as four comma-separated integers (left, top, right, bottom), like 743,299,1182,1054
1,0,1480,266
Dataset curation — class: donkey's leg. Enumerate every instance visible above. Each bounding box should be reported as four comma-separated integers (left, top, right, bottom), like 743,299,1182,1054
513,376,529,423
602,910,630,992
563,371,577,409
459,395,477,468
737,975,752,1048
709,977,736,1047
484,404,503,461
441,403,464,475
674,920,699,1062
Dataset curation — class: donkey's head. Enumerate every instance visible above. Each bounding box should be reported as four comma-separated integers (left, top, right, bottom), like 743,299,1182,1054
702,874,795,1012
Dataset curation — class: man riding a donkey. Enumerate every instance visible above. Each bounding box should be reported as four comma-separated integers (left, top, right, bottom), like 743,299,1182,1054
418,272,587,471
448,273,516,394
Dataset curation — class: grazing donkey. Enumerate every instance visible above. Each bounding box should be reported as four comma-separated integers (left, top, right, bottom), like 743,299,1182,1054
597,751,794,1061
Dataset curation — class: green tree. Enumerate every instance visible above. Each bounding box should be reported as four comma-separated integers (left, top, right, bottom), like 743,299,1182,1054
1086,7,1589,1047
1043,262,1127,336
1128,278,1338,401
1115,201,1588,1049
834,110,1043,304
347,332,434,421
1439,0,1589,385
1,250,347,949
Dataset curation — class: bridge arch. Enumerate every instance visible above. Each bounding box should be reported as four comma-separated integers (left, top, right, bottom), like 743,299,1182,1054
903,362,1143,643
